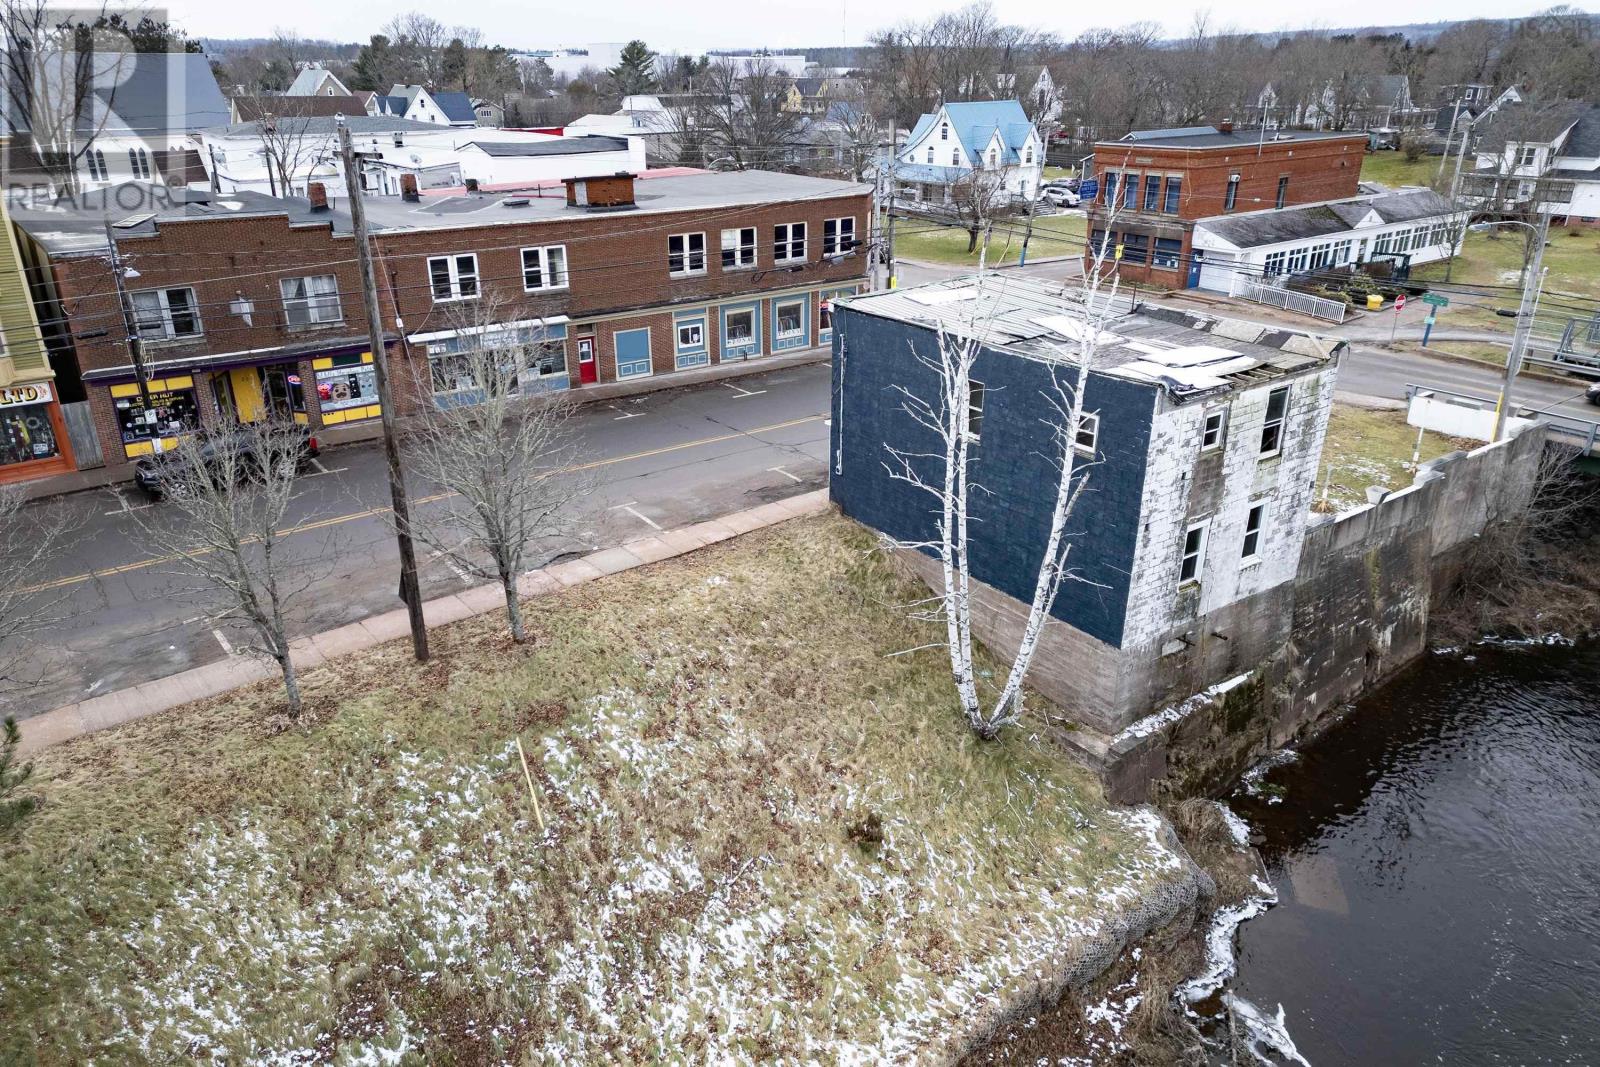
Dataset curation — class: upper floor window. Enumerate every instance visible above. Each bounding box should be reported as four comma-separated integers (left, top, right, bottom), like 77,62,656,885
940,123,949,141
1024,145,1034,164
1103,172,1119,206
926,146,934,164
1163,175,1181,214
668,232,706,277
951,148,960,166
1241,502,1266,562
1275,175,1290,209
1179,520,1209,584
1123,175,1139,211
1259,385,1290,456
128,148,151,180
279,274,341,327
987,148,997,168
1075,412,1099,454
130,286,200,341
86,149,107,182
1143,174,1160,211
1224,174,1239,212
721,227,756,269
1201,408,1226,450
773,222,806,264
966,380,984,441
522,245,569,290
1518,146,1538,167
428,253,479,302
823,216,856,256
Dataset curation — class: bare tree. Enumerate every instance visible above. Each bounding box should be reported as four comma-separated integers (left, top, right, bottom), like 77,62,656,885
942,167,1015,254
403,301,590,643
130,415,324,717
677,57,803,171
231,102,330,196
881,218,1123,739
0,485,78,695
384,12,448,88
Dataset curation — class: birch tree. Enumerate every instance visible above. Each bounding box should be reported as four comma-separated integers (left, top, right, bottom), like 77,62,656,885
882,216,1123,740
131,415,320,717
403,307,589,643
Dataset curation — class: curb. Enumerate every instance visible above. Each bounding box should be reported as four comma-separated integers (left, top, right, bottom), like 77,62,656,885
15,489,833,755
1372,341,1577,386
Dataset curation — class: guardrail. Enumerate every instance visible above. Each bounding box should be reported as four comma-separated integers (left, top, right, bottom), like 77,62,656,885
1404,382,1600,455
1229,275,1347,324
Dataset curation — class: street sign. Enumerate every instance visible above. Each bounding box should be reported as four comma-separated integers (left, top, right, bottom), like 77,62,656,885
1395,294,1407,311
1421,293,1449,308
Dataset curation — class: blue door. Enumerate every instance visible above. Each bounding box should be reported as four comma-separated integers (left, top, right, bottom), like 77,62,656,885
1187,249,1204,289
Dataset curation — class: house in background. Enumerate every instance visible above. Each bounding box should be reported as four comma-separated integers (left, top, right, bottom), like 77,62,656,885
893,99,1044,206
285,65,352,98
1464,101,1600,221
828,275,1339,736
473,99,506,127
377,85,478,128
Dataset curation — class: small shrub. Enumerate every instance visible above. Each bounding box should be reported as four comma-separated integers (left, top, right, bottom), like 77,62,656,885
1,715,38,836
846,810,884,848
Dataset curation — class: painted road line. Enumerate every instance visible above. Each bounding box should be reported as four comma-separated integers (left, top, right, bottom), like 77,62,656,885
609,404,644,420
211,628,234,655
725,382,767,398
769,466,804,484
608,500,664,531
103,487,154,517
305,458,349,478
25,413,828,595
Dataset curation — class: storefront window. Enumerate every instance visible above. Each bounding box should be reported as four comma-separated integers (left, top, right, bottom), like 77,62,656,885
427,324,569,401
316,356,378,412
0,396,58,466
114,386,199,445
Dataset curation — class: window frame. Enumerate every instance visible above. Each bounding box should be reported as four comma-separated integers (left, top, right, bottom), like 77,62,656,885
128,147,151,180
1143,174,1161,212
87,148,107,181
667,231,707,277
129,286,202,342
1223,174,1238,212
720,226,756,269
773,222,807,264
774,298,805,339
1240,502,1266,563
1259,385,1290,457
965,380,984,442
1201,408,1226,450
676,319,705,351
1075,411,1099,455
1179,519,1209,585
279,274,343,328
521,245,569,291
427,253,480,302
1162,175,1181,214
725,307,755,343
1275,175,1290,209
822,216,856,257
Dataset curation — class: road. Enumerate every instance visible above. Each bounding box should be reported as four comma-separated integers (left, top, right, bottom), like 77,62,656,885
10,259,1597,723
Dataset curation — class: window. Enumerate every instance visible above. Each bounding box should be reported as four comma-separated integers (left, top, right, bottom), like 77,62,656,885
1264,251,1286,278
773,222,806,263
428,254,479,301
1123,174,1139,210
1179,520,1209,584
1275,175,1289,209
940,123,949,141
1259,385,1289,456
926,146,934,164
1024,145,1033,164
1241,503,1266,561
1224,174,1239,212
130,287,201,341
520,245,568,291
951,149,960,166
721,227,756,269
1162,175,1181,214
677,320,704,350
668,232,706,276
1143,174,1160,211
128,148,151,180
1518,146,1537,168
726,308,754,342
1287,246,1308,274
1075,412,1099,454
1153,238,1182,270
86,149,107,182
966,380,984,441
1121,233,1149,264
823,216,856,256
1103,172,1118,206
987,148,997,168
280,275,342,327
1201,409,1225,450
775,299,804,338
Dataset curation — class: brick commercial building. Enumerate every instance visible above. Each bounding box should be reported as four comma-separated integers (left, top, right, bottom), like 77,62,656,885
1086,125,1367,291
10,170,868,470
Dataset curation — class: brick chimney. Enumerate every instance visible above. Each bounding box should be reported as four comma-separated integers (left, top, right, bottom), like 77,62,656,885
307,181,329,211
563,172,636,209
401,173,420,202
1219,120,1235,134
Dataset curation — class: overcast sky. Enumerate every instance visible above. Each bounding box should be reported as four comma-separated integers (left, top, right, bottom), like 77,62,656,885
168,0,1587,52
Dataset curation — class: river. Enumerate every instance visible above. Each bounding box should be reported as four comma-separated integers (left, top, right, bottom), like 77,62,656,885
1214,639,1600,1065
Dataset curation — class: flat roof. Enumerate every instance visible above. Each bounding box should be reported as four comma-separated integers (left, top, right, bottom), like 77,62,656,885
9,170,870,254
1097,126,1366,151
837,275,1338,400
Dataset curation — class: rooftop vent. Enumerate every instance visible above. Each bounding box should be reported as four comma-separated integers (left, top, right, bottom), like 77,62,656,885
501,196,530,208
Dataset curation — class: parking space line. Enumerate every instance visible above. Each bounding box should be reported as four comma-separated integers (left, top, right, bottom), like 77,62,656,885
609,404,644,420
608,500,663,531
103,487,154,516
768,466,804,484
211,628,234,655
724,383,767,398
305,458,348,478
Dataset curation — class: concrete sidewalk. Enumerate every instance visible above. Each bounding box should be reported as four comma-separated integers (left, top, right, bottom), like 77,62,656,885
15,489,832,755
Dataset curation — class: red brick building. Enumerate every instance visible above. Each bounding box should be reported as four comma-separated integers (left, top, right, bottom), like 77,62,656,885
12,171,869,468
1085,124,1367,290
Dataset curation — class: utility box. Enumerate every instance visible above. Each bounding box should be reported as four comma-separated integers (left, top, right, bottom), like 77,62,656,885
1367,293,1384,311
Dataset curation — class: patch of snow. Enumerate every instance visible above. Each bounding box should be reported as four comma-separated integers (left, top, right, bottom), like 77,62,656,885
1223,995,1313,1066
1113,673,1254,746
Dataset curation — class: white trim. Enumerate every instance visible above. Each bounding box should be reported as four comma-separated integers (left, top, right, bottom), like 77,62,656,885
408,316,569,343
1179,518,1210,586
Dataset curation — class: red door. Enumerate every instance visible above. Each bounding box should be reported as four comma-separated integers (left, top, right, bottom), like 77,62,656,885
577,337,597,384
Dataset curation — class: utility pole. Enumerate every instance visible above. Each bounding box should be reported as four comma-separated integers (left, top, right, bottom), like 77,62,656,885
1437,98,1463,184
1018,121,1055,267
338,122,430,662
1491,214,1550,443
104,220,155,434
884,127,899,289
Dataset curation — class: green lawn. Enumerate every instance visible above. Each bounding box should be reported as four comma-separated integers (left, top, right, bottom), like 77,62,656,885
1413,225,1600,301
892,211,1088,269
0,515,1186,1063
1359,152,1441,189
1316,404,1474,511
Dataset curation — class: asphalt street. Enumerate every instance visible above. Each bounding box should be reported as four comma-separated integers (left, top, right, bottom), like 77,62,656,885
10,257,1598,723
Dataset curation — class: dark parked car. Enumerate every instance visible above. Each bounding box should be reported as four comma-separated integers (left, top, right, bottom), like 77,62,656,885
1587,380,1600,406
134,426,320,498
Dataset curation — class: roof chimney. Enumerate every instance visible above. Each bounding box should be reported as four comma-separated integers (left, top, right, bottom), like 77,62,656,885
307,181,329,211
563,172,636,210
1219,120,1234,134
400,172,420,202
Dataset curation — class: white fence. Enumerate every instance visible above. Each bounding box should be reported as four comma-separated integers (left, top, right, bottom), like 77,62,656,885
1229,275,1347,324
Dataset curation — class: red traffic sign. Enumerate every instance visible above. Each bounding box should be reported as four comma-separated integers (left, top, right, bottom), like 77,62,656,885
1395,294,1407,311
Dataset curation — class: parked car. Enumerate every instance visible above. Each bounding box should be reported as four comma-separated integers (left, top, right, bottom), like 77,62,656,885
134,426,320,499
1041,185,1081,208
1587,380,1600,406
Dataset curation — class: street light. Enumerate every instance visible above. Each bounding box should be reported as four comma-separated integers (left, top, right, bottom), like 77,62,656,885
1476,215,1551,442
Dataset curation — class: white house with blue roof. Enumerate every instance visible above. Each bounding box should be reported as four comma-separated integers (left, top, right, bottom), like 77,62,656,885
893,100,1043,206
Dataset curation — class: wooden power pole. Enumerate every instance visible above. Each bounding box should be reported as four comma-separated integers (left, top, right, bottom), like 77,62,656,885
338,122,430,662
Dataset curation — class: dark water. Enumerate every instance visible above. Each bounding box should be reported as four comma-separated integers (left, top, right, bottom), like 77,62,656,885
1224,641,1600,1065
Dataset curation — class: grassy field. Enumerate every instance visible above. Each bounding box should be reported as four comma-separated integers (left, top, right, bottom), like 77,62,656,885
1402,338,1512,366
1414,226,1600,301
1358,152,1440,188
0,516,1188,1064
893,211,1088,268
1316,404,1475,511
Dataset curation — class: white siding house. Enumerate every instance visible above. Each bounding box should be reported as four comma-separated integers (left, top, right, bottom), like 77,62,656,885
893,100,1044,205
